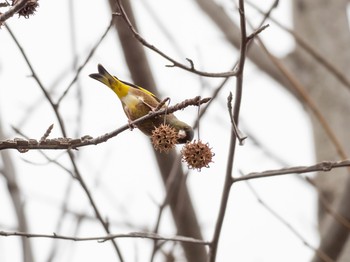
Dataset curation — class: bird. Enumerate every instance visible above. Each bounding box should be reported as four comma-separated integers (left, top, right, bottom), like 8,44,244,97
89,64,194,144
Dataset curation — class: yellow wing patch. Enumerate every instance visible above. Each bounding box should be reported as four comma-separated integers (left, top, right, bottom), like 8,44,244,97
120,80,160,102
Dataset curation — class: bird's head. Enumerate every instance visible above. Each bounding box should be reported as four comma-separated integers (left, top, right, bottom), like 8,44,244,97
176,122,194,144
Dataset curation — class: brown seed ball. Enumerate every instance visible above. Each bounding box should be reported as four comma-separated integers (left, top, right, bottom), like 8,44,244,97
13,0,39,18
181,140,214,171
151,124,178,153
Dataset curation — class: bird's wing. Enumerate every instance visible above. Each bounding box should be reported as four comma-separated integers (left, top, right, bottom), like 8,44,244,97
120,79,161,103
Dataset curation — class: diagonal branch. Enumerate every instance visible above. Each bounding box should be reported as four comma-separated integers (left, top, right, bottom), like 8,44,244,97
0,0,30,23
0,96,210,151
115,0,238,77
56,17,114,105
6,22,125,261
245,180,334,262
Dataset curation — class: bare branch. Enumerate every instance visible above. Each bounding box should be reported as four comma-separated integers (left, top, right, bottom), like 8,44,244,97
0,0,30,23
251,26,348,161
0,96,211,151
0,230,210,245
194,0,286,85
306,177,350,231
115,0,238,77
56,17,114,105
227,92,247,145
39,124,54,143
235,159,350,182
245,180,334,262
246,24,269,42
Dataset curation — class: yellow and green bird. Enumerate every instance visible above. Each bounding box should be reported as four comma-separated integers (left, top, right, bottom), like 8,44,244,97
89,64,194,144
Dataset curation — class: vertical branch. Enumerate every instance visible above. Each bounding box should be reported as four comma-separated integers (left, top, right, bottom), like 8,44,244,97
209,1,248,261
0,120,34,262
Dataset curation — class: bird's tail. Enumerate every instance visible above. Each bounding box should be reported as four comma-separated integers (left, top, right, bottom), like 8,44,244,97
89,64,130,99
89,64,117,87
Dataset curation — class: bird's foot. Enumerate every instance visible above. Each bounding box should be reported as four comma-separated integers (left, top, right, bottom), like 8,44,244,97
154,97,170,111
128,120,136,131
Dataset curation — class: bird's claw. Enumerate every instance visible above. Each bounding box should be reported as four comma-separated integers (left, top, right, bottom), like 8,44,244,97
128,120,136,131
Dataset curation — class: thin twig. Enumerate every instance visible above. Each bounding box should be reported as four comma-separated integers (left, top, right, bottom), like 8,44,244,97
39,124,54,143
0,230,210,245
237,137,350,259
200,0,275,132
12,126,75,177
246,24,269,41
227,92,247,145
191,21,269,129
245,180,334,262
306,177,350,231
116,0,268,78
254,32,348,161
56,17,114,105
235,159,350,182
5,25,68,137
194,76,230,130
244,16,350,258
246,0,350,92
115,0,237,78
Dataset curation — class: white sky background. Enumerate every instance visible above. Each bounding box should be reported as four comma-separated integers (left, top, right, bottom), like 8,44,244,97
0,1,318,261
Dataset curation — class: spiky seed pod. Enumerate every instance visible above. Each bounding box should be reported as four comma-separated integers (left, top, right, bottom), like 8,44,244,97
181,140,214,171
151,124,178,153
12,0,38,18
